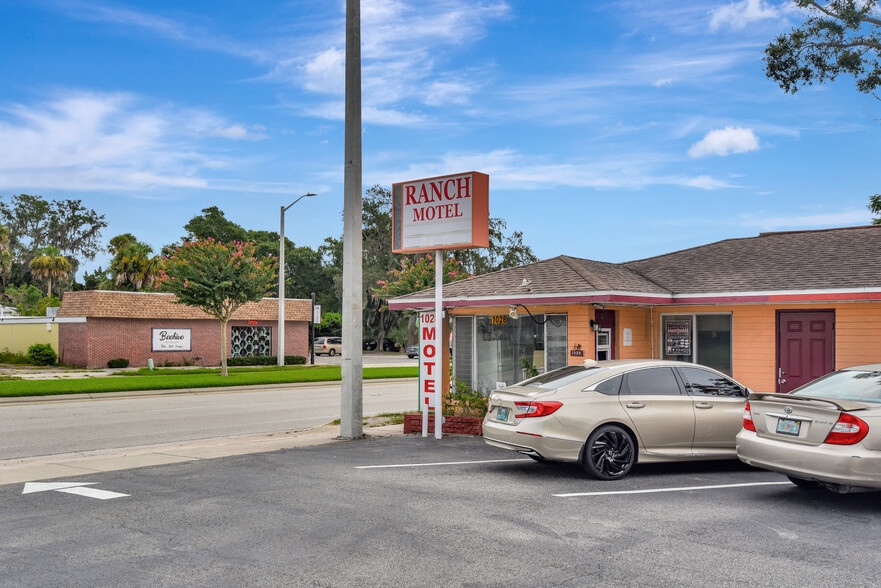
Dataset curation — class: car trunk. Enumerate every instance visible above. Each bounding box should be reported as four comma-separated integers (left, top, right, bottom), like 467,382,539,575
748,393,872,446
487,386,557,424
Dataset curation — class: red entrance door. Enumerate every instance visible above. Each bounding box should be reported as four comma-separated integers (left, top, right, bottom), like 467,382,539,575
776,311,835,393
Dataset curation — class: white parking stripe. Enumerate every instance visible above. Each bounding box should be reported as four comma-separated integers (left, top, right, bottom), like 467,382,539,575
356,458,532,469
555,481,791,498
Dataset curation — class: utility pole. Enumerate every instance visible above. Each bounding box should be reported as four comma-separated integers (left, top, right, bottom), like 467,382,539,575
340,0,363,439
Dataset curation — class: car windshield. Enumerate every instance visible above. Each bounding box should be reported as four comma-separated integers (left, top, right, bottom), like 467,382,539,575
792,370,881,404
514,365,606,389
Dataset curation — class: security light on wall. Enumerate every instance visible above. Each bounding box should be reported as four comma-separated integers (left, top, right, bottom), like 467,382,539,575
592,303,605,310
509,305,519,319
590,319,601,332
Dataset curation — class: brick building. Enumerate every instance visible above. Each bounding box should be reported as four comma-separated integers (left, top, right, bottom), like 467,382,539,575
57,291,311,368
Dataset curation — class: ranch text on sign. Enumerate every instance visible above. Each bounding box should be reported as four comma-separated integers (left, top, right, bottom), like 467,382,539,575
392,172,489,253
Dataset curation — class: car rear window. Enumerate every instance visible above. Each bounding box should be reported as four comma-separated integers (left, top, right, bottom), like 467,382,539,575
515,365,606,389
793,370,881,404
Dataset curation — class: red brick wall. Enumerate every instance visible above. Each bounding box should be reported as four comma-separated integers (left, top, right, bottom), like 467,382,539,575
59,322,89,367
59,318,309,368
404,413,483,436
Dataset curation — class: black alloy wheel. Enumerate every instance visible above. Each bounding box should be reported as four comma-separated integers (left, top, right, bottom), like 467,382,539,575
582,424,635,480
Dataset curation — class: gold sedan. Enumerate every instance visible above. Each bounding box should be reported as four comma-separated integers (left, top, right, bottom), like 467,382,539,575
737,364,881,493
483,359,750,480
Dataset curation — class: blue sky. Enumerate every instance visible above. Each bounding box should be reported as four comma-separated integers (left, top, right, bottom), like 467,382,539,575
1,0,879,278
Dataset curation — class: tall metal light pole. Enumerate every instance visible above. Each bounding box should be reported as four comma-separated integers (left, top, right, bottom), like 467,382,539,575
278,193,316,366
340,0,363,439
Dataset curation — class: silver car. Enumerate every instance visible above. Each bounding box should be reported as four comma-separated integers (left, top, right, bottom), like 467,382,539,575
737,364,881,493
483,359,750,480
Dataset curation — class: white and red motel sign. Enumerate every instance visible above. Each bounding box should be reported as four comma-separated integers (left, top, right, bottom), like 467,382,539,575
392,171,489,438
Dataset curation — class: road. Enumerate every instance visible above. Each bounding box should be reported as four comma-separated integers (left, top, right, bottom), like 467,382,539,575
0,379,419,460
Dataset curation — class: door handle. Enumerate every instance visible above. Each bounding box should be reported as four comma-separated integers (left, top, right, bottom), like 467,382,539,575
695,402,713,409
625,402,645,409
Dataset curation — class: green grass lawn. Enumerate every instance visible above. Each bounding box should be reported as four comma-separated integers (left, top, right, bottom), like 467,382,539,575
0,365,418,398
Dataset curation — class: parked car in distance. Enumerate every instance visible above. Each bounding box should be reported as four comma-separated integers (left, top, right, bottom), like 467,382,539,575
314,336,342,356
363,338,400,352
737,364,881,493
406,344,419,359
483,359,751,480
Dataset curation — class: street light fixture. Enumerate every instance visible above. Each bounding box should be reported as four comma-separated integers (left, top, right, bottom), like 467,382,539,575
278,193,316,366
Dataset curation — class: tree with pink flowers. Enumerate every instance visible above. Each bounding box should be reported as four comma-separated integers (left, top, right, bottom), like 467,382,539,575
157,238,278,376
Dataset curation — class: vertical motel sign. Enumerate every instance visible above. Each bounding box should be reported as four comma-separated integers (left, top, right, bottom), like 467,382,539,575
392,172,489,439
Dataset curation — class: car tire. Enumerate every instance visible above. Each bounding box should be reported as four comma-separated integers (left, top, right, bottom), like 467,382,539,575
328,349,336,357
407,354,415,359
582,424,635,480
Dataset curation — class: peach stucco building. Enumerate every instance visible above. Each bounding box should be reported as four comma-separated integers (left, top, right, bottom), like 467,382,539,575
389,226,881,394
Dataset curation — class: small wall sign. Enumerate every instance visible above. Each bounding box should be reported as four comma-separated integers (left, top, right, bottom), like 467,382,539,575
152,328,192,352
570,343,584,357
491,315,508,325
665,320,692,356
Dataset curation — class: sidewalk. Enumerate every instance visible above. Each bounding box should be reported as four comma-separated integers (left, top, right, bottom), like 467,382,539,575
0,422,406,486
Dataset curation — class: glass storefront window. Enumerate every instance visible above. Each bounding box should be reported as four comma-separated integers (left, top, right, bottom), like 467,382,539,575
661,313,732,375
453,314,568,393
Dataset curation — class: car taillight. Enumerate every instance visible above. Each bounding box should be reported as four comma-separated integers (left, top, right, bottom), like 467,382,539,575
514,401,562,418
742,401,756,431
823,413,869,445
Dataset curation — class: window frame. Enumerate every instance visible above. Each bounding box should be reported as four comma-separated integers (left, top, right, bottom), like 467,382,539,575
659,312,733,374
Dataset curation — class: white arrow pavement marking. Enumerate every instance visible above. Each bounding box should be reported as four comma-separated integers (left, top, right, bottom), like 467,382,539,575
56,486,130,500
22,481,129,500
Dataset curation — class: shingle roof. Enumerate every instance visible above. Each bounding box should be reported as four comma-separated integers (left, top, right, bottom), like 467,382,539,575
392,254,668,302
58,291,312,321
624,225,881,294
390,225,881,304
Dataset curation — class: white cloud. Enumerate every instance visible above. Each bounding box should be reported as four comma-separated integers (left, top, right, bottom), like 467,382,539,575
0,91,269,192
206,124,269,141
688,126,760,158
302,48,345,94
368,148,734,191
653,78,675,87
709,0,782,31
739,210,872,231
282,0,509,125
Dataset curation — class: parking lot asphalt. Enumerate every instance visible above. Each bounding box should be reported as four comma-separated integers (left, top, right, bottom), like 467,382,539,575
3,434,880,587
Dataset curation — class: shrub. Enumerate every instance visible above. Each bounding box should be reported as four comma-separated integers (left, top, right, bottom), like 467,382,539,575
443,379,488,418
27,343,57,366
107,358,130,369
227,355,307,367
0,350,30,365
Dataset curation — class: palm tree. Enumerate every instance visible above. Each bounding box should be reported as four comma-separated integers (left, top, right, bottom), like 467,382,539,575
29,245,71,297
111,239,163,290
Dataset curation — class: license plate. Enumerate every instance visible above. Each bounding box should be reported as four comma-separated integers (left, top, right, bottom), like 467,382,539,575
776,418,801,436
496,407,510,422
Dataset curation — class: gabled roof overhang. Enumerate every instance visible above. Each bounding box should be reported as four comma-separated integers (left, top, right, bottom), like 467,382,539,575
388,287,881,311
